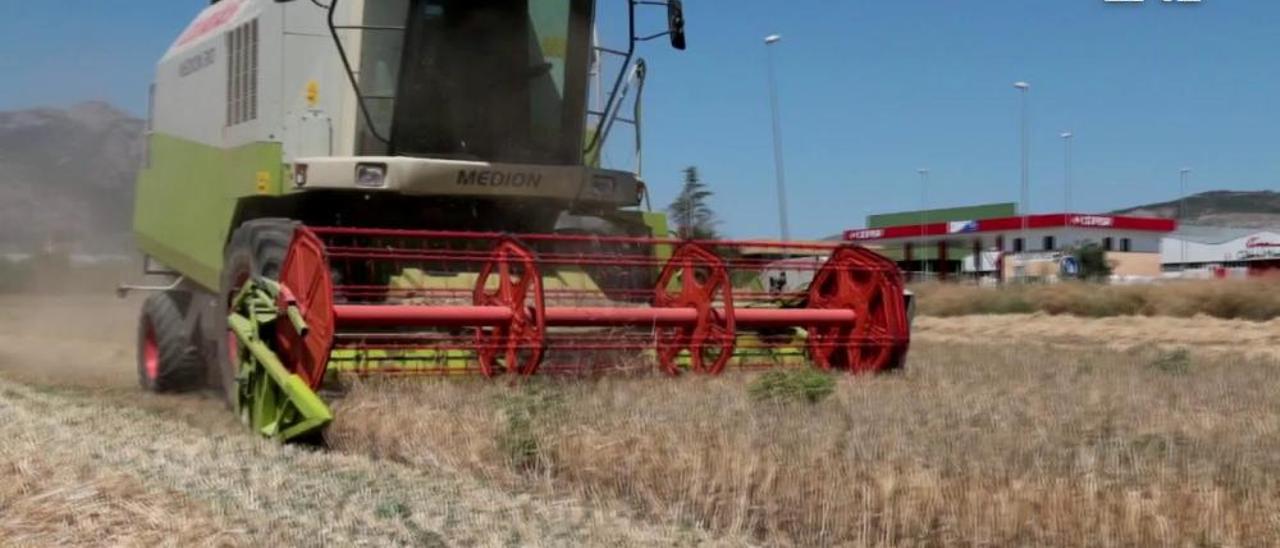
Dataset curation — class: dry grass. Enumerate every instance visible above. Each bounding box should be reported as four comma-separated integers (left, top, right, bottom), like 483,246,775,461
913,277,1280,320
914,313,1280,361
8,294,1280,545
329,344,1280,546
0,375,723,547
0,295,730,547
0,449,240,547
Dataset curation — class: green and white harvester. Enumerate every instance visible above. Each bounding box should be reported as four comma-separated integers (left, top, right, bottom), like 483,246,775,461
127,0,911,442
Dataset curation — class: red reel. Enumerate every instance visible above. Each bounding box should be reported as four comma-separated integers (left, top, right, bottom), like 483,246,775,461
275,227,337,389
474,239,547,377
806,245,909,374
653,243,736,375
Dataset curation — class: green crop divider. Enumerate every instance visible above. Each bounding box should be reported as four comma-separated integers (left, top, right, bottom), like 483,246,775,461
228,279,333,442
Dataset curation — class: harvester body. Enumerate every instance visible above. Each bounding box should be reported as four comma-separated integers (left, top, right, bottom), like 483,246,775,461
137,0,653,290
132,0,911,442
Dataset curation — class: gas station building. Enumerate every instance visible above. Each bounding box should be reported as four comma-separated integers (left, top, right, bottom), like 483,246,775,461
842,203,1177,282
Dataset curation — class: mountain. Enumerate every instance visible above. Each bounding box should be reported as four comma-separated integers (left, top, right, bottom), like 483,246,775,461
0,102,143,253
1111,190,1280,228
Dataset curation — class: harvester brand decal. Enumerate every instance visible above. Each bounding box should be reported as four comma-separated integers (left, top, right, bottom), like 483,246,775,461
179,48,217,78
456,170,543,189
176,0,243,48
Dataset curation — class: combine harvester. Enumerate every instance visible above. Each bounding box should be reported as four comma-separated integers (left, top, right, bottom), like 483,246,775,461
126,0,911,442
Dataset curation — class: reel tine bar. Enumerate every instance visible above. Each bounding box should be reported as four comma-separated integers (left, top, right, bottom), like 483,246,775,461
269,226,910,382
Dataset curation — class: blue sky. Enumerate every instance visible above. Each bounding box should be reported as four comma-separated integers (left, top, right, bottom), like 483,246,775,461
2,0,1276,238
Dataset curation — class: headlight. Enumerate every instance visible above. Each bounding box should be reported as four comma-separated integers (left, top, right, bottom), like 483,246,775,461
293,164,308,188
355,163,387,188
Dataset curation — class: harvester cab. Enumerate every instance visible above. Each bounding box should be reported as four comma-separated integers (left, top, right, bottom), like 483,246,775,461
131,0,911,442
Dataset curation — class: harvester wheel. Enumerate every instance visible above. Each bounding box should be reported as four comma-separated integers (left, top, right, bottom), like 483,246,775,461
216,218,299,405
136,292,204,392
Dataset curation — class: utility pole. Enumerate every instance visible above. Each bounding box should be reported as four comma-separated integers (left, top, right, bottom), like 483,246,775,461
918,168,930,277
1061,131,1074,249
1060,132,1073,212
1180,167,1192,269
1014,82,1031,277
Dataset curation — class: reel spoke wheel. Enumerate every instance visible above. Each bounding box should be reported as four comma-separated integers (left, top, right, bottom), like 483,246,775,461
474,239,547,377
654,243,736,376
806,245,909,373
276,227,337,389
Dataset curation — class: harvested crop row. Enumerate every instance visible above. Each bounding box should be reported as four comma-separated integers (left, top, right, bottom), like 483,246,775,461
0,378,725,546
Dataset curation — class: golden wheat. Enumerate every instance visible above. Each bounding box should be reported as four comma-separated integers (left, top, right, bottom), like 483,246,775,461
914,277,1280,320
329,343,1280,546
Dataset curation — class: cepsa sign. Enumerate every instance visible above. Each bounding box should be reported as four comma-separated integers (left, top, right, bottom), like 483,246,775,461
175,0,244,48
844,229,885,241
1069,215,1115,228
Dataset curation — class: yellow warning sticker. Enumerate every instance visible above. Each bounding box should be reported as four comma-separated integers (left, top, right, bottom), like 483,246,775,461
306,80,320,108
256,171,272,194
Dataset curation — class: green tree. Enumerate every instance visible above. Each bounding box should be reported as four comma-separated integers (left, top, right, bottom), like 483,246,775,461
667,166,719,239
1072,242,1113,281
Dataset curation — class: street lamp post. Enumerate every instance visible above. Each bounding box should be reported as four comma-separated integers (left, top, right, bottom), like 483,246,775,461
1180,167,1192,269
918,168,930,277
1060,132,1073,213
1014,82,1030,268
1061,131,1073,250
764,34,790,244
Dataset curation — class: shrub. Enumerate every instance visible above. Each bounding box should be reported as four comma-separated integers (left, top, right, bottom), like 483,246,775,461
748,368,836,404
1072,243,1113,281
1149,348,1192,375
495,383,563,471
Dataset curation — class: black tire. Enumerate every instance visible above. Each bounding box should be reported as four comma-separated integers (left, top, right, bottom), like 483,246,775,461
215,218,298,406
137,292,204,392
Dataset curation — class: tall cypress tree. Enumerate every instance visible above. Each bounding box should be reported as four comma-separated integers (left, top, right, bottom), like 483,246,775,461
667,166,719,239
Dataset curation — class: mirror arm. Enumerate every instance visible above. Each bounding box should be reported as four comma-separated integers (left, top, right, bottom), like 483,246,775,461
635,31,673,42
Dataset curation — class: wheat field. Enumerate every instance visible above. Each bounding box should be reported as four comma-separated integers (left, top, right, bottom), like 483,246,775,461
4,295,1280,545
329,342,1280,546
913,277,1280,320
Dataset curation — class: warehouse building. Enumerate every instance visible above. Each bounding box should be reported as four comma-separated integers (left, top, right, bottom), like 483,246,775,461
1160,225,1280,276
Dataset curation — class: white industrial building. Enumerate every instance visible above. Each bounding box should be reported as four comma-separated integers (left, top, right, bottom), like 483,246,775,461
1161,225,1280,275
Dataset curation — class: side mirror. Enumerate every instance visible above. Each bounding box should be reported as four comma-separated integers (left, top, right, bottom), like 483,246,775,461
667,0,686,50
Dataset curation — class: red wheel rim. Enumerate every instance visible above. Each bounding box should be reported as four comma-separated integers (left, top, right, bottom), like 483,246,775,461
474,239,547,377
653,243,736,376
275,227,337,388
143,322,160,381
225,329,239,370
806,245,909,374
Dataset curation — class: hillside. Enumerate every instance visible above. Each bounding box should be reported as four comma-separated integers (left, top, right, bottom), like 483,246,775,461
0,102,143,253
1111,190,1280,228
1,102,1277,253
